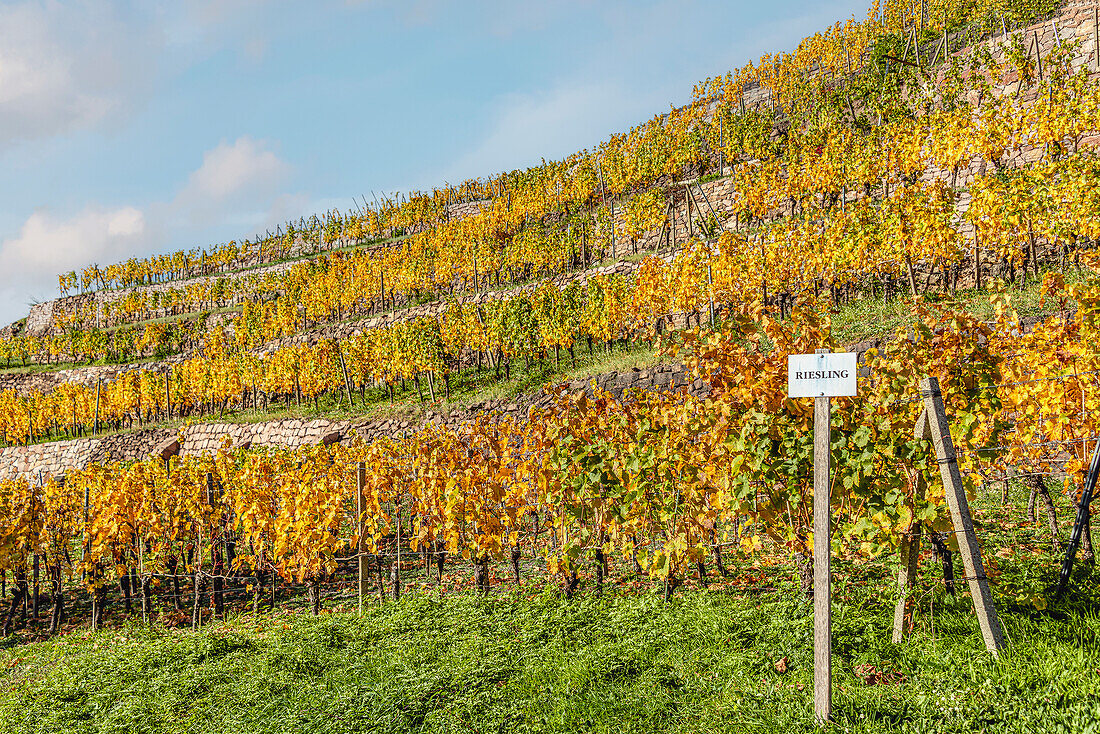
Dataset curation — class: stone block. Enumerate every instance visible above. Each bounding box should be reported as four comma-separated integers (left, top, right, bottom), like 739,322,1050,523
151,437,180,461
319,431,343,446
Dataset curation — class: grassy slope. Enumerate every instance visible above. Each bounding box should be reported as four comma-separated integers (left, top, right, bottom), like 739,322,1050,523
0,570,1096,734
829,269,1086,346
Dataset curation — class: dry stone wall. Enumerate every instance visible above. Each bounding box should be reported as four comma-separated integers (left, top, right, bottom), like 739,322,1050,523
179,419,350,455
0,427,174,484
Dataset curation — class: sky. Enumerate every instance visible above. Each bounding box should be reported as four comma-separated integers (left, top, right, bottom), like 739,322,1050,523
0,0,870,326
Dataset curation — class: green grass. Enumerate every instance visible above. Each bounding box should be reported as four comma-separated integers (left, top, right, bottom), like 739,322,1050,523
217,339,660,424
102,303,243,334
0,361,88,376
830,267,1088,347
0,567,1096,734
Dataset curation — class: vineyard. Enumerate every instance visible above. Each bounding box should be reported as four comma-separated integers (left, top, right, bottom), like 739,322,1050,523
1,277,1099,625
0,0,1099,731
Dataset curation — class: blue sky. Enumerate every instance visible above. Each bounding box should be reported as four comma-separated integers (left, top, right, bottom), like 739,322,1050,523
0,0,869,326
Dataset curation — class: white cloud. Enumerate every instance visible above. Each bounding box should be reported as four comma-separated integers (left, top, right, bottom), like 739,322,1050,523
0,206,151,322
163,134,292,231
0,207,147,277
0,135,298,325
0,1,161,146
258,192,315,230
177,136,288,205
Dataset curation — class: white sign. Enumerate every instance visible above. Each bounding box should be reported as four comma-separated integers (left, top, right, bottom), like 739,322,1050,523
787,352,858,398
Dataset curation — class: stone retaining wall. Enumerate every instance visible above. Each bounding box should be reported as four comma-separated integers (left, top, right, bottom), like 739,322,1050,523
0,428,173,484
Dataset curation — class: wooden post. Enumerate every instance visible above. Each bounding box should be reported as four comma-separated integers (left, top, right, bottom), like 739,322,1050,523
32,554,39,621
337,343,354,407
611,199,620,259
357,462,367,614
718,112,724,172
707,260,715,329
813,348,831,725
973,233,981,291
207,473,224,621
671,192,677,252
687,188,694,238
93,378,101,436
920,377,1005,654
81,482,90,573
192,521,203,630
893,409,928,643
165,374,172,421
1035,31,1043,81
393,497,402,601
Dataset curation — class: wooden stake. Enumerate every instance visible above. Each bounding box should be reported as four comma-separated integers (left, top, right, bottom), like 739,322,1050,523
893,409,928,643
671,192,677,252
707,260,715,329
357,463,367,614
718,113,724,171
393,498,402,601
93,379,101,436
1035,31,1043,81
337,342,354,407
973,232,981,291
687,188,693,238
920,377,1005,655
813,348,832,725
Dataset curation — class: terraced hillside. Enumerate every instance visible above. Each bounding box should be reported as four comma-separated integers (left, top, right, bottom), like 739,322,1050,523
0,0,1097,652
